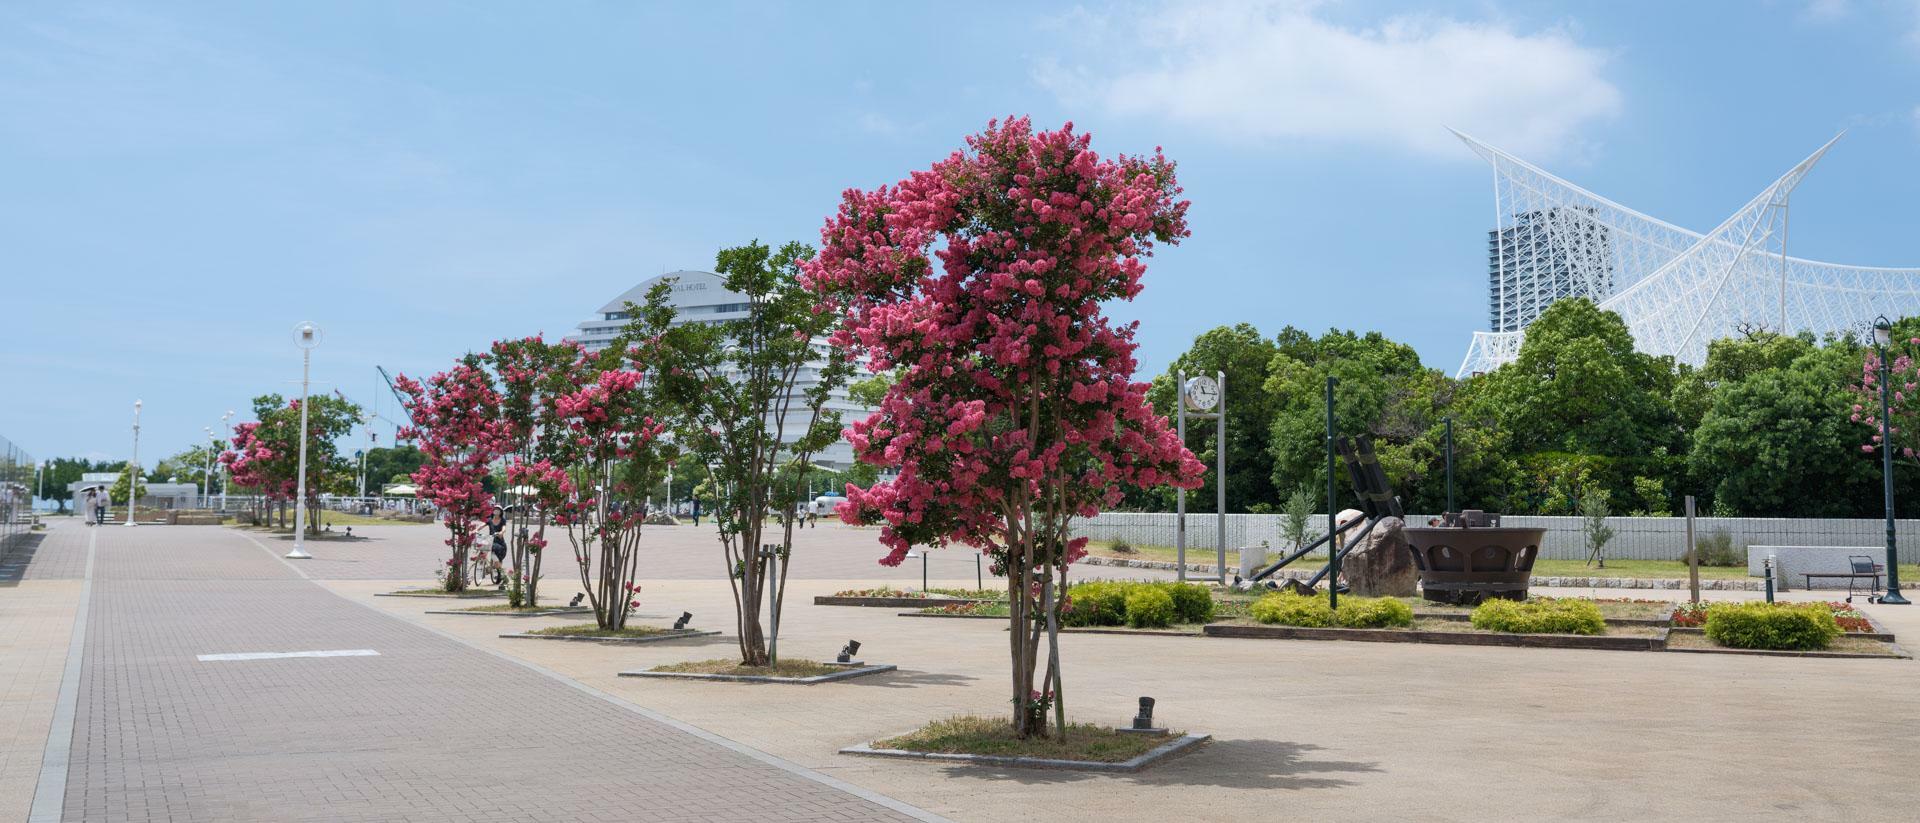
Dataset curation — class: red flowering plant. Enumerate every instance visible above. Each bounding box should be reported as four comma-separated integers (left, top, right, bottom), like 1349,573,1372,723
1851,330,1920,463
485,335,585,608
805,117,1203,738
395,359,509,593
521,340,675,631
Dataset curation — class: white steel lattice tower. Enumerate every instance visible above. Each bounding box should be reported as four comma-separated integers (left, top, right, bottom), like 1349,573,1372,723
1453,130,1920,376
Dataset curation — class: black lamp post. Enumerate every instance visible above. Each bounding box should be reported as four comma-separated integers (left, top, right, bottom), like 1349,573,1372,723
1874,315,1909,605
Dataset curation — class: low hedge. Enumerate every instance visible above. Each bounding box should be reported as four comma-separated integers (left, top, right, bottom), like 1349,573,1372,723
1123,587,1177,628
1061,581,1214,628
1469,598,1606,635
1704,602,1840,651
1247,592,1413,629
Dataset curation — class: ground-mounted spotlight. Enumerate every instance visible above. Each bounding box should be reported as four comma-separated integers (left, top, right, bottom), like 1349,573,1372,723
1119,696,1167,735
673,611,692,630
569,593,585,608
837,640,861,664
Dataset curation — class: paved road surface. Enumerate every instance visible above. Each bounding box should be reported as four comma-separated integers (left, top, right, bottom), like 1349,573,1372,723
25,522,936,823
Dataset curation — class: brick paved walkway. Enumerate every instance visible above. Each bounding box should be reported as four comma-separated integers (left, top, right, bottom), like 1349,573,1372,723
52,525,934,822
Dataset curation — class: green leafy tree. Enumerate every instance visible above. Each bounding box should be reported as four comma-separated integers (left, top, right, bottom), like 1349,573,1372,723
642,240,854,667
156,443,224,494
1691,334,1882,516
1265,328,1450,511
37,457,100,514
1280,484,1319,550
108,463,147,505
1143,324,1281,513
362,446,424,494
1462,299,1680,512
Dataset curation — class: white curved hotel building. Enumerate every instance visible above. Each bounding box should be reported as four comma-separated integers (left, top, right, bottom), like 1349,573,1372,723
566,270,873,470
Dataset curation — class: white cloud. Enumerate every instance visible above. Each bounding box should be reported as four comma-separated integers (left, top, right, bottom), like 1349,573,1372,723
1802,0,1851,22
1035,1,1622,160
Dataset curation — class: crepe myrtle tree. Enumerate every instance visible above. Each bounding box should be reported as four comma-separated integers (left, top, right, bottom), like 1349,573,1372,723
642,240,854,667
395,359,510,593
805,117,1202,738
220,393,361,532
1853,332,1920,463
486,335,584,608
510,315,676,631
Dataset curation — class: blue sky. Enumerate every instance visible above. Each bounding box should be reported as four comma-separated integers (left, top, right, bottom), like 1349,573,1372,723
5,0,1920,465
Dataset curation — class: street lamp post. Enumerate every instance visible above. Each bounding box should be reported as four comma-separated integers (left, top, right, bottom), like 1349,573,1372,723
125,400,142,527
202,426,216,509
1874,316,1909,604
288,322,322,560
219,409,234,513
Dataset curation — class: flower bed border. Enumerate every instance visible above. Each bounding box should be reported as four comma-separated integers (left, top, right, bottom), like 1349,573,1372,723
497,628,720,645
422,606,594,618
618,664,897,684
1204,622,1664,652
814,595,990,608
1663,627,1907,659
839,732,1210,773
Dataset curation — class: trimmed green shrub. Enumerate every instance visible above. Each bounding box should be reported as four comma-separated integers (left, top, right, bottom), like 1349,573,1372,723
1062,582,1127,627
1247,592,1411,629
1332,596,1413,629
1470,598,1606,635
1123,587,1177,628
1704,602,1839,651
1164,582,1215,624
1249,592,1333,627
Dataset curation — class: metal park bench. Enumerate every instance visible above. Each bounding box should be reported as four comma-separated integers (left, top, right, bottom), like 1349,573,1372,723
1801,555,1884,603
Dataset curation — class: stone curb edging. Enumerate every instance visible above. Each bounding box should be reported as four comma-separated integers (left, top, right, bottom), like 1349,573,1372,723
840,733,1210,773
375,590,509,599
814,595,991,608
422,607,595,618
619,664,898,684
1079,555,1772,591
1204,622,1664,652
897,611,1000,620
1663,627,1908,658
498,629,722,645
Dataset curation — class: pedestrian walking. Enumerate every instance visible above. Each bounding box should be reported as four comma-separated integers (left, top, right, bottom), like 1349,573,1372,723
82,489,96,526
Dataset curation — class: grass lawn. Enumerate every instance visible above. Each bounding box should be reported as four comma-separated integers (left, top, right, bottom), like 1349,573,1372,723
1086,539,1330,569
1531,557,1920,581
650,658,843,677
526,623,671,639
228,511,429,529
877,715,1171,763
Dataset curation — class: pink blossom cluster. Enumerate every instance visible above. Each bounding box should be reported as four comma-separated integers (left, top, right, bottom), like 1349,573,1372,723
1854,343,1920,461
395,364,511,555
802,117,1203,567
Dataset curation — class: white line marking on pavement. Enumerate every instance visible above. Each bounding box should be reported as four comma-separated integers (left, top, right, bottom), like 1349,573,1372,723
228,527,954,823
198,649,380,662
29,526,95,823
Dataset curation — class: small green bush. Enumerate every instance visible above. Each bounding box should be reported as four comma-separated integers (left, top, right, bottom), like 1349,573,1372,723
1332,596,1413,629
1686,530,1744,567
1470,598,1606,635
1704,602,1839,651
1062,582,1127,627
1124,587,1177,628
1164,582,1215,624
1247,592,1411,629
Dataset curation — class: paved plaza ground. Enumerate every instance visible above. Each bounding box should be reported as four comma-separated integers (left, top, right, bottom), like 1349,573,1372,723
4,517,1920,822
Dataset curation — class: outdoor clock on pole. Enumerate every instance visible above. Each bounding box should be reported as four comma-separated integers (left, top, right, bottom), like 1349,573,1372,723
1183,375,1220,412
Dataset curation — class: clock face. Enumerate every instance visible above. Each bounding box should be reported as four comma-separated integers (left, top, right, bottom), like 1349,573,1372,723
1184,376,1219,411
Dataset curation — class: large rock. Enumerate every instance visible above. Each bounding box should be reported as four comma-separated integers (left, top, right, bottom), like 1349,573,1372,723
1341,515,1417,597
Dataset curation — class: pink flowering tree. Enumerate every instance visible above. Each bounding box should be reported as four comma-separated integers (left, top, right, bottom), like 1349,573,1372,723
1852,332,1920,463
485,335,585,608
805,117,1203,738
395,360,509,593
510,340,674,631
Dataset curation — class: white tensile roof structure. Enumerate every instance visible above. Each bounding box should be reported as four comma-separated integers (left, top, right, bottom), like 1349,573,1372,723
1455,130,1920,376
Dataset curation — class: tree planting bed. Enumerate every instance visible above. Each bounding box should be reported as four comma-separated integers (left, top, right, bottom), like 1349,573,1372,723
498,624,720,645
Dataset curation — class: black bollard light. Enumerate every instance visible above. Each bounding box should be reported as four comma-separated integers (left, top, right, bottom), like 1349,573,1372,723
837,639,862,664
673,611,693,630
